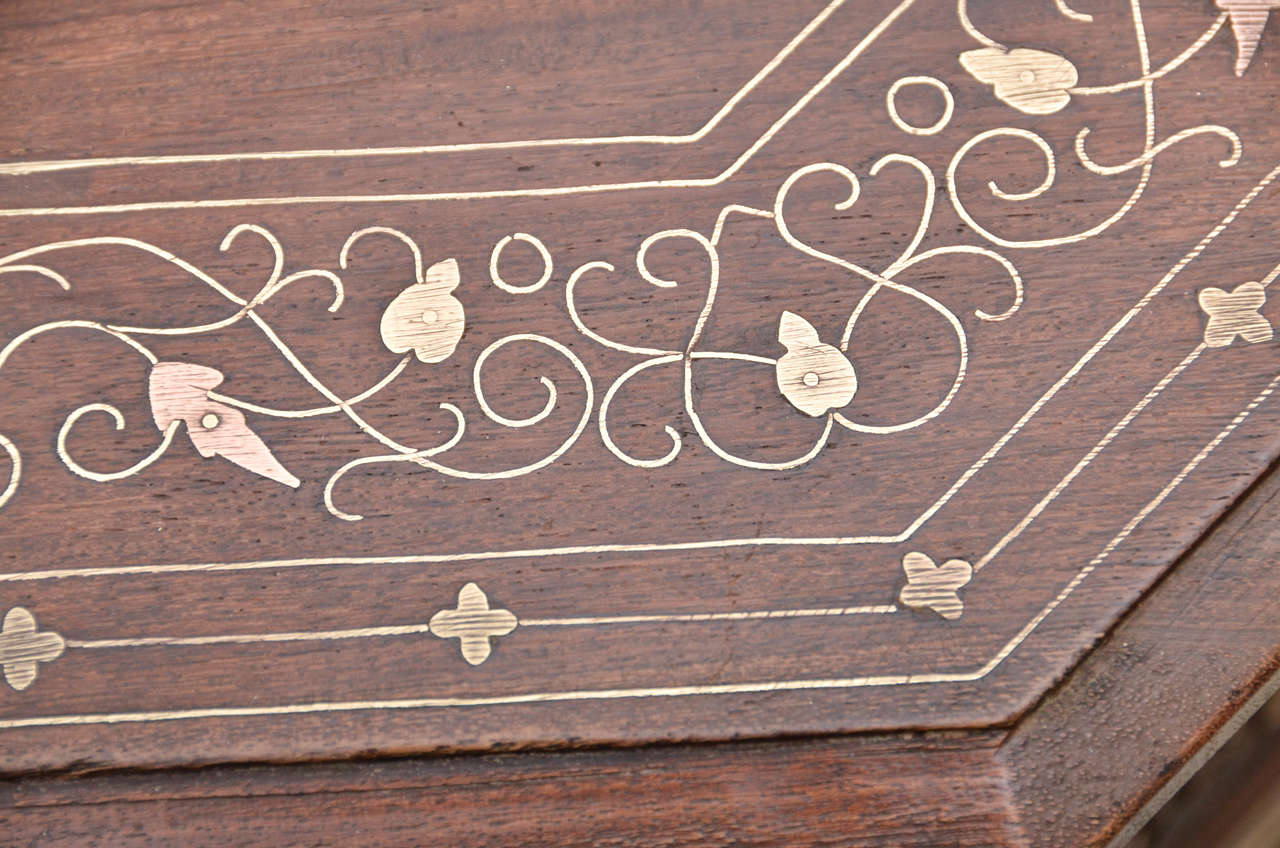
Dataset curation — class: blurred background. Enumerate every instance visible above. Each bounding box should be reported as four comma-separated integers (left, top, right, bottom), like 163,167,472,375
1125,687,1280,848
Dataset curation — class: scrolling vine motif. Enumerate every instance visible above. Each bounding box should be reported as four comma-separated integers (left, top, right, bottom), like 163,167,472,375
573,156,1021,472
0,155,1019,521
951,0,1248,249
0,0,1259,521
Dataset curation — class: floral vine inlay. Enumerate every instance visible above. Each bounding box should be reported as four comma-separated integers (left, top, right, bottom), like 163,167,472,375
575,156,1023,474
149,361,300,488
0,5,1258,521
959,47,1079,115
775,311,859,417
378,257,465,363
952,0,1244,250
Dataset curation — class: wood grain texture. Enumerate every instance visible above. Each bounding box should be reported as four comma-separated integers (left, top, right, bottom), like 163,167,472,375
0,0,1277,843
1001,444,1280,847
0,733,1021,847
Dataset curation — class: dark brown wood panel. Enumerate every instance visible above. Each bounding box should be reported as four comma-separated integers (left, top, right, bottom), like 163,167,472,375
0,0,1278,843
0,733,1019,847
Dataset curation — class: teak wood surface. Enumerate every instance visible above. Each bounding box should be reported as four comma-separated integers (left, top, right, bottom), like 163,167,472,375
0,0,1277,844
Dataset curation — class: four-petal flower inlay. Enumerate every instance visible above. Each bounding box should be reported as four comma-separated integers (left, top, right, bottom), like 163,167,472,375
429,583,517,665
0,607,65,691
1199,282,1273,348
898,552,973,621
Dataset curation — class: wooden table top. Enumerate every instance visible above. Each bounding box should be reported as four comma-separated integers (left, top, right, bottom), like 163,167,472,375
0,0,1276,844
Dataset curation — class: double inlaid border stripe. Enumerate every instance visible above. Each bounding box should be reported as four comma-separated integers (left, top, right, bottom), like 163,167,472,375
0,0,919,217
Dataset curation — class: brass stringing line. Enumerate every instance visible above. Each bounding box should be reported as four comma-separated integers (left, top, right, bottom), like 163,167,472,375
0,0,856,177
956,0,1003,49
973,251,1280,572
0,435,17,510
957,162,1280,570
0,0,920,217
885,76,955,136
0,265,69,290
62,605,901,652
65,625,434,649
4,371,1272,728
971,238,1280,572
0,315,167,499
1075,124,1241,177
208,356,411,419
490,233,554,294
245,308,418,456
341,227,424,283
979,370,1280,672
518,606,899,626
1054,0,1093,23
973,344,1204,572
323,404,467,522
58,412,181,483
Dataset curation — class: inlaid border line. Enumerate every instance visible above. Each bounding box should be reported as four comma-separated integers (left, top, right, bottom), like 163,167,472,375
61,604,900,651
0,0,854,177
974,257,1280,573
0,0,919,217
3,161,1275,585
0,362,1274,729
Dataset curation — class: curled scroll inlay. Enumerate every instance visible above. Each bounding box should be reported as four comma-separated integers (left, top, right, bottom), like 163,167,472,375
0,10,1249,519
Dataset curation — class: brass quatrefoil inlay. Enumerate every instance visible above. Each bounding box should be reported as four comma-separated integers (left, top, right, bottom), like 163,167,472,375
1199,282,1273,348
0,607,65,691
429,583,518,665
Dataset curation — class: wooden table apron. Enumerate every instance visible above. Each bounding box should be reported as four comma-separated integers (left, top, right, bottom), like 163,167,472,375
0,0,1276,774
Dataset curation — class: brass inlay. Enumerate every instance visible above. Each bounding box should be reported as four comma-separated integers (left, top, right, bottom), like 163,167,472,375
378,257,465,364
775,312,858,417
149,361,300,488
0,608,64,691
959,47,1079,115
1200,282,1273,348
429,584,517,666
885,75,955,136
1218,1,1279,76
0,0,1275,725
898,553,972,620
0,0,920,216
